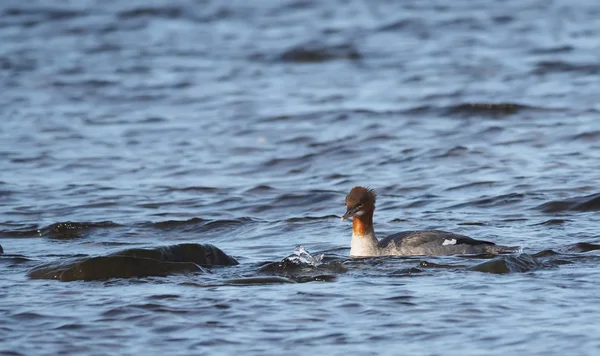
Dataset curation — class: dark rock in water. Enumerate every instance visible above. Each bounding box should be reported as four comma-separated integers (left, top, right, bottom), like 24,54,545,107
68,256,201,282
259,258,306,273
39,221,121,239
532,249,560,258
0,244,3,254
537,193,600,213
446,103,524,116
470,258,511,274
61,256,202,282
27,256,203,281
113,243,239,266
28,243,237,282
566,242,600,253
470,254,541,274
257,248,344,283
278,42,360,63
28,259,77,280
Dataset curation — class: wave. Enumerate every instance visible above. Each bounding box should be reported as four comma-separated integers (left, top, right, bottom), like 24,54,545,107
0,217,259,239
148,217,255,233
534,60,600,75
257,103,559,126
537,193,600,213
0,221,121,239
278,42,361,63
445,193,525,209
117,6,183,19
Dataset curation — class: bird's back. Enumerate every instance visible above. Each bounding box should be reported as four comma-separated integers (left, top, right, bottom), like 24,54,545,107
377,230,513,256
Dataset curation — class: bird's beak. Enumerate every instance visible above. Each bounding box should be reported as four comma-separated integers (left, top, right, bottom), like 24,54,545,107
341,207,357,222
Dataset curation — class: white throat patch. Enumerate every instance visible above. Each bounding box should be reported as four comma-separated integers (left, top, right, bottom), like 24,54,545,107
442,238,457,246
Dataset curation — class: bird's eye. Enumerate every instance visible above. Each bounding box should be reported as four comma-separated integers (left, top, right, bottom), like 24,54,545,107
356,203,363,209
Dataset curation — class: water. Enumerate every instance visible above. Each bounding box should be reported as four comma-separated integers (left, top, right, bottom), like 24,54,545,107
2,0,600,354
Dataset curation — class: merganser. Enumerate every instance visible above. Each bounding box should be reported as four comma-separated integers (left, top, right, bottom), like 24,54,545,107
341,186,519,257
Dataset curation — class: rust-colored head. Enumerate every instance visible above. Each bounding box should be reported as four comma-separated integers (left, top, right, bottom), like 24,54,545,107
341,186,377,221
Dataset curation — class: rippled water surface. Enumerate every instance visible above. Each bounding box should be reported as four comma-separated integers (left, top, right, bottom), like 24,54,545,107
2,0,600,354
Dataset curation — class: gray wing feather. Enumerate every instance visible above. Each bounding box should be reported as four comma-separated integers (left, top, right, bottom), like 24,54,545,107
379,230,494,249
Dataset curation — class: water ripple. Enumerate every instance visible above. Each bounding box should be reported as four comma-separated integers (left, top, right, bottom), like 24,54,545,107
2,0,600,354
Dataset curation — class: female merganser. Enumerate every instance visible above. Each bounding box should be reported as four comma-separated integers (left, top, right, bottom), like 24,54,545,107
341,186,519,257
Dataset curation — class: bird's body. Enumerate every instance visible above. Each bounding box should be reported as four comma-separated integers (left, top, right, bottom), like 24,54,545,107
341,186,519,257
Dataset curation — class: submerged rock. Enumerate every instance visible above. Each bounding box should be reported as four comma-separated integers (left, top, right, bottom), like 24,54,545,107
29,256,203,282
28,243,238,282
469,254,541,274
447,103,524,116
39,221,121,239
258,247,344,283
278,42,360,63
113,243,239,266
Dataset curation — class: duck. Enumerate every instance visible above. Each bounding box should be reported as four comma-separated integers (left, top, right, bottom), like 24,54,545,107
341,186,519,257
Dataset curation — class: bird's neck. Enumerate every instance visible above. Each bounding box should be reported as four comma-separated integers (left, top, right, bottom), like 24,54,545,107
350,211,379,257
352,210,375,237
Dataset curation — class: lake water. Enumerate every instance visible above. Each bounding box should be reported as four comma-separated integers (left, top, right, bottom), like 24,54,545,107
2,0,600,354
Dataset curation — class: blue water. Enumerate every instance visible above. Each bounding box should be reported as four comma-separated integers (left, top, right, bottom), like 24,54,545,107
2,0,600,354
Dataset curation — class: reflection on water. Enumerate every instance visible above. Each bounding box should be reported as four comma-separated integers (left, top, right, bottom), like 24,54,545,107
2,0,600,354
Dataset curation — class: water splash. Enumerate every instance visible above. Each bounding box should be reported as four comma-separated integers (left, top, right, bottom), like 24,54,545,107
284,245,324,267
